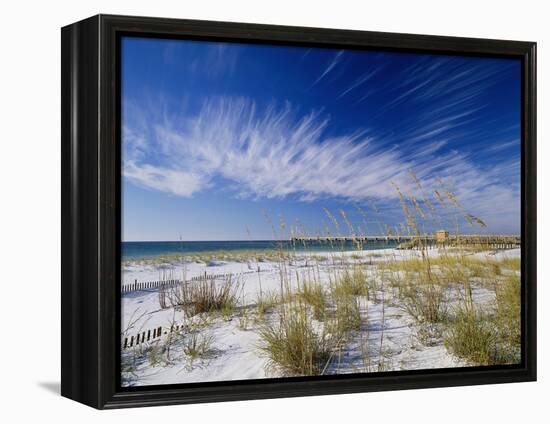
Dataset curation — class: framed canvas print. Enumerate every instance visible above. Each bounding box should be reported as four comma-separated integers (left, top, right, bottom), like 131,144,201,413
61,14,536,409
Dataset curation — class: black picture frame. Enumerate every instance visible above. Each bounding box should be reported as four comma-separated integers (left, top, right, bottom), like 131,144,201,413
61,14,537,409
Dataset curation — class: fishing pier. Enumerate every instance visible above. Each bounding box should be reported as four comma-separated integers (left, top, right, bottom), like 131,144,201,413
290,231,520,250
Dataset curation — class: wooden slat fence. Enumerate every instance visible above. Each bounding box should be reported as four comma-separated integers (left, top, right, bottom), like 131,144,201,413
121,270,261,294
123,325,170,349
121,279,182,294
122,321,206,349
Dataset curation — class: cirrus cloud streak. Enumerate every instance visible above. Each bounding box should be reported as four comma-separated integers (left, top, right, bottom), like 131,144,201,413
123,97,519,231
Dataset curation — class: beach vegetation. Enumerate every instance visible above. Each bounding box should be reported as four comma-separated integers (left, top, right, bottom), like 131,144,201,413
162,274,240,317
331,268,369,299
122,173,522,385
183,331,214,361
259,301,333,376
296,280,327,320
444,304,496,365
255,291,281,318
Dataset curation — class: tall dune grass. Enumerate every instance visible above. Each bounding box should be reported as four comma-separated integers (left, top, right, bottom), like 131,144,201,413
159,274,240,316
259,300,333,376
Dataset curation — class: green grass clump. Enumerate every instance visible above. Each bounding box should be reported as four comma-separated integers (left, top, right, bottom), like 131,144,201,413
296,281,327,320
499,257,521,272
147,344,162,367
494,274,521,362
182,276,239,316
444,305,496,365
256,291,281,317
183,332,213,360
379,258,426,274
332,269,369,299
259,304,332,376
330,296,362,334
380,256,518,285
402,281,448,324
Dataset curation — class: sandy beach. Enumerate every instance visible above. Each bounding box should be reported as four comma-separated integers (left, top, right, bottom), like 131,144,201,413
121,247,520,386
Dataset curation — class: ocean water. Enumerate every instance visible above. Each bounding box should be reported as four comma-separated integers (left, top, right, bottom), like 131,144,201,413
122,239,400,260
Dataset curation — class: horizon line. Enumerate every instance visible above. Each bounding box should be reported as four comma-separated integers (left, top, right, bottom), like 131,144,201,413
122,233,521,243
122,239,282,243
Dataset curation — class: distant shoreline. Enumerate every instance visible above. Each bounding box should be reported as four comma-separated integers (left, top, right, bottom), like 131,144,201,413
121,239,401,262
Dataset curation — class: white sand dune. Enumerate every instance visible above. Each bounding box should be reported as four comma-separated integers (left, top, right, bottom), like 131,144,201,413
121,248,520,386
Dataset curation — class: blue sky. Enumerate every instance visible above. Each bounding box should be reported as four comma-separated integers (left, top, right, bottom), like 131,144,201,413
121,36,521,241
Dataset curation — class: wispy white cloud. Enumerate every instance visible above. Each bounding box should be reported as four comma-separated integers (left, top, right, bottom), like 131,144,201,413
163,41,239,78
125,98,411,200
300,48,312,60
484,139,520,153
124,161,208,197
312,51,344,86
338,67,382,98
123,97,519,231
374,57,516,123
